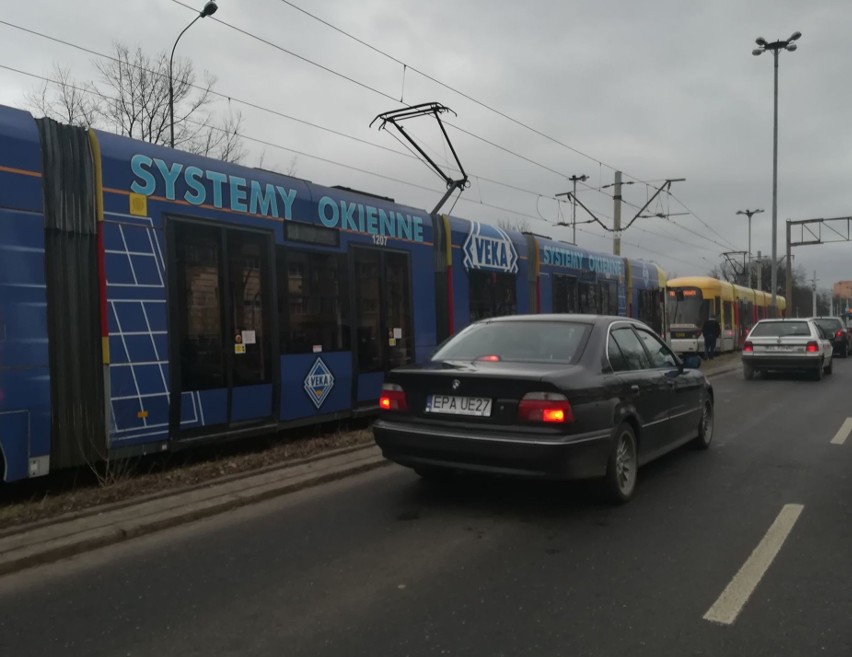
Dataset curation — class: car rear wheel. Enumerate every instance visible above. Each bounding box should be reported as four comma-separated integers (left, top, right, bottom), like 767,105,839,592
743,362,755,380
692,399,714,450
602,424,638,504
813,360,824,381
825,358,833,375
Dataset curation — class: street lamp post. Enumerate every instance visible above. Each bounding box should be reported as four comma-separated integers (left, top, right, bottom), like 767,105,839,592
736,208,764,287
752,31,801,316
169,0,218,149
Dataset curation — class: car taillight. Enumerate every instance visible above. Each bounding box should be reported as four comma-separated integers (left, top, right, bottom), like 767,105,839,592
517,392,574,424
379,383,408,411
806,341,819,353
837,330,844,338
743,341,753,353
476,354,501,362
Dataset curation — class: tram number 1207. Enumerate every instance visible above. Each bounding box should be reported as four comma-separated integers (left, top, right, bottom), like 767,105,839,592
372,234,389,246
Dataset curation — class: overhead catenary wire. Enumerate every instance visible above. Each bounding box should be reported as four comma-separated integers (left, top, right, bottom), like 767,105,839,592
1,18,730,268
270,0,653,186
2,15,733,256
0,19,604,213
5,62,704,274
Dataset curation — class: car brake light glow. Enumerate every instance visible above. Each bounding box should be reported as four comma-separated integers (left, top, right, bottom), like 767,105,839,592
743,341,753,353
476,354,501,362
806,341,819,353
378,383,408,411
837,330,844,338
518,392,574,424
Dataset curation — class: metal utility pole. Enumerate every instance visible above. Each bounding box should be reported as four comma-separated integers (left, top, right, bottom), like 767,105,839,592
785,219,793,315
756,250,763,290
812,271,818,317
569,174,588,245
555,174,588,245
736,208,764,286
613,171,622,256
752,30,802,316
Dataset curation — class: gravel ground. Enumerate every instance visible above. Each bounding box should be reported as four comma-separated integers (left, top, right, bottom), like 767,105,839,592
0,427,374,530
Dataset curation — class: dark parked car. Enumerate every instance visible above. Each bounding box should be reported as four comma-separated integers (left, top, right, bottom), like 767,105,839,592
373,315,714,503
809,317,851,358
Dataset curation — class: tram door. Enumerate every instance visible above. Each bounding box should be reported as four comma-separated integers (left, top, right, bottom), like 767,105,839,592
168,220,277,436
351,248,414,406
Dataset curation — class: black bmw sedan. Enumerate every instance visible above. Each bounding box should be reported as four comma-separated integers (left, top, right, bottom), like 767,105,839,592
373,315,714,503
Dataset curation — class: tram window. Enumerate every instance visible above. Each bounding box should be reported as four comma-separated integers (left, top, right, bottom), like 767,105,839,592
469,271,517,322
578,282,597,314
723,301,733,330
638,290,662,333
279,250,350,354
385,252,412,368
175,222,225,391
599,281,618,315
355,250,383,372
353,249,413,373
228,231,272,385
552,274,578,313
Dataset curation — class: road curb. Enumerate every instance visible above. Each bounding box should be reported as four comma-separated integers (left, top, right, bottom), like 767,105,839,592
0,450,389,578
0,441,376,541
707,363,741,378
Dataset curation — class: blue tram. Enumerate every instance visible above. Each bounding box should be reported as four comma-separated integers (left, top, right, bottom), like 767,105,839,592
0,104,666,482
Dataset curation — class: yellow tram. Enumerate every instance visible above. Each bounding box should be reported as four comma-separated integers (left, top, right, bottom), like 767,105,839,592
666,276,786,354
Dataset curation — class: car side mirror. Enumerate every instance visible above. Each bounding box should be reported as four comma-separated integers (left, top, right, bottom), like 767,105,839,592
682,354,702,370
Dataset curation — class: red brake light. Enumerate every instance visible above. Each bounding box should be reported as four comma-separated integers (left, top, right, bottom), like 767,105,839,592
743,341,753,353
477,354,501,362
806,341,819,353
518,392,573,424
378,383,408,411
837,330,844,338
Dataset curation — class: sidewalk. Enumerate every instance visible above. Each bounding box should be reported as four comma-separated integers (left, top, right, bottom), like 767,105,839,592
0,357,742,578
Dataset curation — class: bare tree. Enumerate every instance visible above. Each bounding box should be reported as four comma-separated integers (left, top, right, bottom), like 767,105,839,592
256,151,299,177
25,64,98,128
27,42,244,163
497,218,531,233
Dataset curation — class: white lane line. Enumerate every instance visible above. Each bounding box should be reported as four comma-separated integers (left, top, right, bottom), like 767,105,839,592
830,418,852,445
703,504,804,626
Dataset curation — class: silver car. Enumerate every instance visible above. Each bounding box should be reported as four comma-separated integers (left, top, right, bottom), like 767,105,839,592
742,319,833,381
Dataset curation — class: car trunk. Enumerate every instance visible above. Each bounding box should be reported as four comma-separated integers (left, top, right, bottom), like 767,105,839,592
748,335,814,353
388,360,577,427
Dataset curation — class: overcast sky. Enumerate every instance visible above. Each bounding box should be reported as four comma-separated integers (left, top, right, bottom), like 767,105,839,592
2,0,851,292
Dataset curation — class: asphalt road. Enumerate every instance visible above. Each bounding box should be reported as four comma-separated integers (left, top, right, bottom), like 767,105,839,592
1,360,851,656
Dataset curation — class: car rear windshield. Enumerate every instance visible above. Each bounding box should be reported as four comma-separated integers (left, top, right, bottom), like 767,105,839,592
433,321,591,363
814,319,842,333
749,321,811,337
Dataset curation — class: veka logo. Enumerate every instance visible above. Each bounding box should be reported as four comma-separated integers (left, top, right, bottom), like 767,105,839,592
304,358,335,409
462,222,519,273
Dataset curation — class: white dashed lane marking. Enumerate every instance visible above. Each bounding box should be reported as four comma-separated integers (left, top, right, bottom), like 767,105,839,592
703,504,804,626
830,418,852,445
